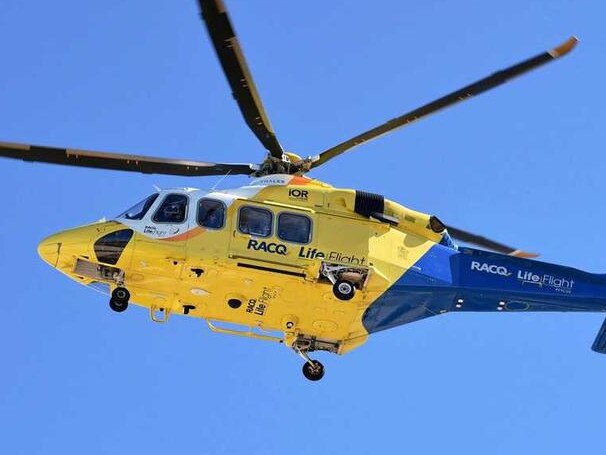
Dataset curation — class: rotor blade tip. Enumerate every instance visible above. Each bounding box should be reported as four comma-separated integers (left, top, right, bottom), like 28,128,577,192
549,36,579,58
510,250,540,259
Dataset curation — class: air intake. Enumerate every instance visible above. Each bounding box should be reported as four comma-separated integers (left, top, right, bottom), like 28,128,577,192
354,191,384,218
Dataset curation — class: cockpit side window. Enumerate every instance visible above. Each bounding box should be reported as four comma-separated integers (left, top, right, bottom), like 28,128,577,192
238,206,272,237
278,212,312,244
152,194,188,223
117,193,159,220
94,229,134,265
197,199,226,229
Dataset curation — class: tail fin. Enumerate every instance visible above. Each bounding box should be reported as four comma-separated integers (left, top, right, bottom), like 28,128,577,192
591,317,606,354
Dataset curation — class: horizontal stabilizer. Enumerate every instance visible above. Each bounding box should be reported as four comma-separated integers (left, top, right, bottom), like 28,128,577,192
591,317,606,354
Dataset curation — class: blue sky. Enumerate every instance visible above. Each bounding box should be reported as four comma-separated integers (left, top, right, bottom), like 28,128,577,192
1,0,605,453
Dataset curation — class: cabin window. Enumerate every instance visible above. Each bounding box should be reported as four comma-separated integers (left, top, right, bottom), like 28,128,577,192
152,194,188,223
278,212,312,244
238,206,272,237
94,229,134,265
117,193,159,220
197,198,225,229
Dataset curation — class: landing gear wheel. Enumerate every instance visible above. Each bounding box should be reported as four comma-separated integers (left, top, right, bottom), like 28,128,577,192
302,360,325,381
109,298,128,312
112,287,130,302
333,279,355,301
110,287,130,312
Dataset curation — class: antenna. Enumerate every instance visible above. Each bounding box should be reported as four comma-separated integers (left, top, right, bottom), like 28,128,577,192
211,170,231,191
153,184,161,192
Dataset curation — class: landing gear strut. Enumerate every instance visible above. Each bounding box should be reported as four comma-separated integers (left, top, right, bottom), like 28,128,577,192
109,286,130,313
320,262,368,301
293,342,325,381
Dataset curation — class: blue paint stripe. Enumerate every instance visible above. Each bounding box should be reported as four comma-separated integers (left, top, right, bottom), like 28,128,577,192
363,244,606,334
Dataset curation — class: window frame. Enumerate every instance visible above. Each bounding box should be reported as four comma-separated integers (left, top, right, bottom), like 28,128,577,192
117,193,159,221
152,193,190,224
196,198,227,230
277,211,313,245
237,205,274,238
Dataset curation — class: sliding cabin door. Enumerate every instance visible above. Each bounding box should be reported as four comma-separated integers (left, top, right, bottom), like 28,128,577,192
228,200,316,277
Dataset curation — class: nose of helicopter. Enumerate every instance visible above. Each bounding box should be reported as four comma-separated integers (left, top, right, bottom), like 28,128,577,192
38,221,134,272
37,223,102,268
37,232,64,267
37,227,91,268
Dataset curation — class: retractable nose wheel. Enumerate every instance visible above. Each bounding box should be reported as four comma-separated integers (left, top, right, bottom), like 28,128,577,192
109,286,130,313
333,279,355,301
302,360,325,381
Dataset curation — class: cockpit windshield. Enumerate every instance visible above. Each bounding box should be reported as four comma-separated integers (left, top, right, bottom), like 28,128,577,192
117,193,159,220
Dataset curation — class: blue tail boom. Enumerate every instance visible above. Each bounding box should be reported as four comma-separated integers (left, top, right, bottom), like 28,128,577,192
363,244,606,351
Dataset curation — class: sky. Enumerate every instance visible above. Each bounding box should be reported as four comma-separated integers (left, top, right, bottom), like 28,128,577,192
1,0,605,453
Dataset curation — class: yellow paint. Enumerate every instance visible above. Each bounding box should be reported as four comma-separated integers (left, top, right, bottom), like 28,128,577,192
38,179,441,355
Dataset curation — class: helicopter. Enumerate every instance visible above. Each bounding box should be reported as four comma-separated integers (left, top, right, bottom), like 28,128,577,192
1,0,604,381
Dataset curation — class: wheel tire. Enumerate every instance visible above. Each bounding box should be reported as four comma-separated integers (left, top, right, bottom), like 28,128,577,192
302,360,325,381
333,279,355,301
112,287,130,303
109,298,128,313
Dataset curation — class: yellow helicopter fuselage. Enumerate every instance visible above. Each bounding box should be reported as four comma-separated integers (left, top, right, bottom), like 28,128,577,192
38,174,443,354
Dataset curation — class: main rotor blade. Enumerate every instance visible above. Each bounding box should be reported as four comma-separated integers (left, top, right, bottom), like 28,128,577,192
0,141,256,176
310,36,578,169
199,0,284,158
446,225,538,258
